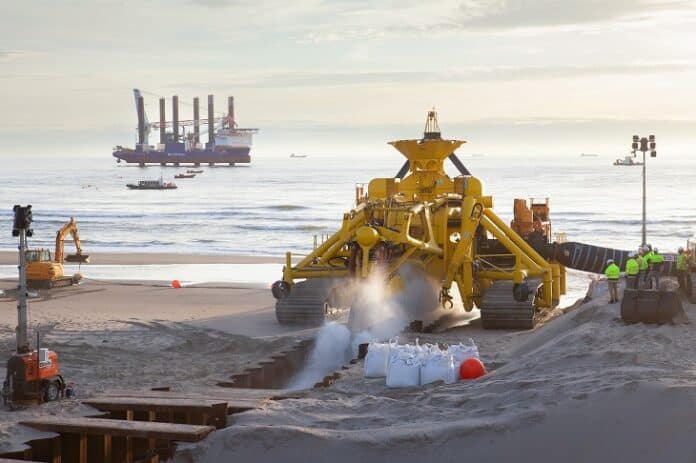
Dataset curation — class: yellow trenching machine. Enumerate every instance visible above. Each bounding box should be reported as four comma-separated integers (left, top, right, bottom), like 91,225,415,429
271,111,566,329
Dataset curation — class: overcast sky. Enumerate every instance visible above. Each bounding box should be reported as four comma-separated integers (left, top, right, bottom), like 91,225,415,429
2,0,695,155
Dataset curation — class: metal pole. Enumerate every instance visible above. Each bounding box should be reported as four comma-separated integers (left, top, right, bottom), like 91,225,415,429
193,97,200,145
208,94,215,147
16,229,29,354
159,98,166,144
642,150,646,247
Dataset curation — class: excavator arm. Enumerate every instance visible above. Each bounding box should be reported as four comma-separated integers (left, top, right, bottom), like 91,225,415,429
56,218,90,263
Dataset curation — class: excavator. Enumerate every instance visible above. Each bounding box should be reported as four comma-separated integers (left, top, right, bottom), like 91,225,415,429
26,217,90,288
272,111,567,330
3,205,65,406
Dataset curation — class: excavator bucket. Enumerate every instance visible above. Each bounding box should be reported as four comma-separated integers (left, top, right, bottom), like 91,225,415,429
65,253,90,263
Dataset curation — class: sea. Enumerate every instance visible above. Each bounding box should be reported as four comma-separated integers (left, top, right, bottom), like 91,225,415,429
1,150,693,303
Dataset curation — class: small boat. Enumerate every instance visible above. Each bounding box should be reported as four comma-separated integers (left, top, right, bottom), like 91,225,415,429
175,173,196,179
581,153,599,157
613,156,643,166
186,169,203,174
290,153,308,158
126,178,177,190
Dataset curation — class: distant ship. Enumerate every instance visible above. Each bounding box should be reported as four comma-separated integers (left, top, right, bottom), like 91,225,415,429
126,178,177,190
290,153,308,158
113,89,259,167
580,153,599,157
613,155,643,166
174,173,195,179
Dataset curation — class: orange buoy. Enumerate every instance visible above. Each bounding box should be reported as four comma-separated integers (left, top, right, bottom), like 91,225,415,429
171,279,181,289
459,358,485,379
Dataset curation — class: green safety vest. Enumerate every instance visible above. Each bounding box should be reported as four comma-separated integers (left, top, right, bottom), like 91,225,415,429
651,253,664,264
625,258,640,276
677,253,688,271
646,251,655,263
605,263,620,280
638,255,648,271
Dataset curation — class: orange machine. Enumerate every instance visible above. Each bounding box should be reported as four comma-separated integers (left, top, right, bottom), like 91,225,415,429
4,348,64,404
2,205,65,406
511,198,552,245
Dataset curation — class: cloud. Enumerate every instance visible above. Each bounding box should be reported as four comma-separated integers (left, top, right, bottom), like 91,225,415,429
0,50,22,60
173,61,696,88
187,0,245,7
447,0,696,31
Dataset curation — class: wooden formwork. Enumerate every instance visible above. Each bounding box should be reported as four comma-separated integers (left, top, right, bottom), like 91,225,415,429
19,417,214,463
220,338,315,389
83,397,229,429
0,458,44,463
1,344,313,463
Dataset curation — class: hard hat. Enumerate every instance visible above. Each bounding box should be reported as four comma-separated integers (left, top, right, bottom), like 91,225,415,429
607,259,614,264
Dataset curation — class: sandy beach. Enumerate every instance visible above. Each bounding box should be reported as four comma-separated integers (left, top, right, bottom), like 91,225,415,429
0,251,286,266
0,271,315,453
0,250,694,462
173,281,696,463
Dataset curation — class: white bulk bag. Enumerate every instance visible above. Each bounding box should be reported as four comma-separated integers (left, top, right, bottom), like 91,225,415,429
448,339,480,363
420,352,456,385
386,351,421,388
364,339,397,378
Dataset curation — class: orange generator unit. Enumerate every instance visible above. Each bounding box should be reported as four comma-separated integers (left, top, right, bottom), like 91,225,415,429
2,205,65,406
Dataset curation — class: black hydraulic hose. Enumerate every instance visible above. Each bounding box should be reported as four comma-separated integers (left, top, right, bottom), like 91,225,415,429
448,153,471,176
394,154,470,179
395,161,410,179
541,242,677,276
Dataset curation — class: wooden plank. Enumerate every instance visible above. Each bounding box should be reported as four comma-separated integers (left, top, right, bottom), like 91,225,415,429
101,388,303,402
84,397,228,415
52,437,61,463
78,434,87,463
147,411,156,463
103,434,112,463
19,417,215,442
93,395,258,414
0,459,45,463
126,437,133,463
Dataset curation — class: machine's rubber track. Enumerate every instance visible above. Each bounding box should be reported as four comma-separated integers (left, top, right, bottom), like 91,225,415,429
688,274,696,304
275,279,346,326
27,277,76,290
480,280,541,330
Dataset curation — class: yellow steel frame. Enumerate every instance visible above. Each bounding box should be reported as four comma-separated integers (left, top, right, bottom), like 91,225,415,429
280,113,565,311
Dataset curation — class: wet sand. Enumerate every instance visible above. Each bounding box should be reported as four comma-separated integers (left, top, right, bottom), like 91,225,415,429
0,251,286,266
